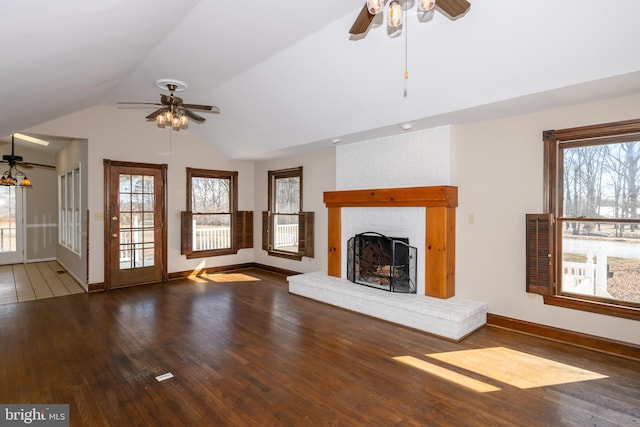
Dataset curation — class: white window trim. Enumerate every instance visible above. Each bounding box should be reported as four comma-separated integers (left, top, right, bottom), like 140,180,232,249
59,163,81,255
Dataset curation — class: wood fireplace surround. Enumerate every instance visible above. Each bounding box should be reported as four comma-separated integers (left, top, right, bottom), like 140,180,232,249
323,186,457,299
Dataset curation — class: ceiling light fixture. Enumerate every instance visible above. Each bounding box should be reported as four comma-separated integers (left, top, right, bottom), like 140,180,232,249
155,107,189,130
0,167,31,187
0,135,32,187
367,0,436,35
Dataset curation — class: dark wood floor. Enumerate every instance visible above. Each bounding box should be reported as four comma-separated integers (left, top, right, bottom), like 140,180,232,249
1,269,638,426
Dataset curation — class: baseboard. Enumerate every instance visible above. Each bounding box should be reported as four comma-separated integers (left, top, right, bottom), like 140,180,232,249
25,257,56,263
250,263,301,277
93,263,300,291
168,262,301,280
487,313,640,362
88,282,105,292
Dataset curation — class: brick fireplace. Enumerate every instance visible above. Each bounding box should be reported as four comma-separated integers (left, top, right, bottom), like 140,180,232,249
287,128,486,341
323,185,457,299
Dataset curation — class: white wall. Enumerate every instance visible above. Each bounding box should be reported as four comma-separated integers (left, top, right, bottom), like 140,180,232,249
253,147,335,274
453,92,640,346
27,105,254,284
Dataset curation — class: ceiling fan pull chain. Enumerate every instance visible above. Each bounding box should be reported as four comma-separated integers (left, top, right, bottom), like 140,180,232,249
403,0,409,97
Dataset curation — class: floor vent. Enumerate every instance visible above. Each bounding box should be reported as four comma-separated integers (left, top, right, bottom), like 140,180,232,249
56,270,66,275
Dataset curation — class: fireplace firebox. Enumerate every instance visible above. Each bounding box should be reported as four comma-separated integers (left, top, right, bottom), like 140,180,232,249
347,232,417,293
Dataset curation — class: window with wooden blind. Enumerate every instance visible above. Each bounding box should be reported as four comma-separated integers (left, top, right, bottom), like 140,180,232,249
181,168,252,258
528,119,640,320
262,167,314,260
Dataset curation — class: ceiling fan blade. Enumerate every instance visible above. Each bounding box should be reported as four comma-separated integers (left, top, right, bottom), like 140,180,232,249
349,4,375,35
437,0,471,18
145,108,168,120
117,102,161,106
182,109,206,123
182,104,217,112
22,162,56,170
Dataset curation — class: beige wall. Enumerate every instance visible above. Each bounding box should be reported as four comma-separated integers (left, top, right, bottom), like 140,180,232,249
453,93,640,346
253,147,335,274
25,94,640,346
28,105,255,284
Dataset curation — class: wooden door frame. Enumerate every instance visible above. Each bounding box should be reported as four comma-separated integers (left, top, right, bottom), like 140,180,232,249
103,159,168,289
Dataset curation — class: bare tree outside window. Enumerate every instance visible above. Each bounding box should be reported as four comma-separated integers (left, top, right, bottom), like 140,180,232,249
184,169,237,254
560,138,640,305
264,167,314,260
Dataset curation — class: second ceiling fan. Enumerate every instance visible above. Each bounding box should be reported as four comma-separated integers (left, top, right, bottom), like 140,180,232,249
350,0,471,35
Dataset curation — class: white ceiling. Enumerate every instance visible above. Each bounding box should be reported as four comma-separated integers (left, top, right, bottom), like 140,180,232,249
2,0,640,160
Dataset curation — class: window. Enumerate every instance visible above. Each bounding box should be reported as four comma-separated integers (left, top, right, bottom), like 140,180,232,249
262,167,314,260
181,168,252,258
528,119,640,320
59,165,81,254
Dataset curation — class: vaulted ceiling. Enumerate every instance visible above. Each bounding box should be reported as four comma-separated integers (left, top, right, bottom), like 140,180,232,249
3,0,640,160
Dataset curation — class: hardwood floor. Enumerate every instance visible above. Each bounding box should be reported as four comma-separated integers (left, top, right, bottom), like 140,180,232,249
0,261,85,305
0,268,638,426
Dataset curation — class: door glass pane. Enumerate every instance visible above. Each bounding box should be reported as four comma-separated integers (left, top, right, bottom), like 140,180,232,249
119,173,155,269
0,186,16,252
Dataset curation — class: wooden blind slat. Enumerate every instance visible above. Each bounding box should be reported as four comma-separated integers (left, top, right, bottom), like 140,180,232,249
180,211,193,255
526,213,554,295
299,212,315,258
262,211,269,251
234,211,253,250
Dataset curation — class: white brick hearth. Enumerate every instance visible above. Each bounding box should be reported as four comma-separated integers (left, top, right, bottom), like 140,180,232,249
288,272,487,341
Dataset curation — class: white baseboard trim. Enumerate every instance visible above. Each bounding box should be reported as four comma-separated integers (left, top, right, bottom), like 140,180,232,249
25,257,56,263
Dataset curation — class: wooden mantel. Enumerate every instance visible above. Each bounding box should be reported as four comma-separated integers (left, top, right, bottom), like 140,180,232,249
323,186,458,299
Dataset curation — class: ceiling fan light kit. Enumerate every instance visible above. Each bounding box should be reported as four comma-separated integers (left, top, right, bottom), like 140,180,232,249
351,0,470,36
0,135,33,187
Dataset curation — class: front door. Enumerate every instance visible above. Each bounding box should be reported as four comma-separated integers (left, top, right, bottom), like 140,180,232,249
104,160,167,289
0,186,24,265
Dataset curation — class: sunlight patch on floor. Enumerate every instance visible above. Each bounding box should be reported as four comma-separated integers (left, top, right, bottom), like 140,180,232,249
426,346,608,389
393,356,501,392
206,273,261,283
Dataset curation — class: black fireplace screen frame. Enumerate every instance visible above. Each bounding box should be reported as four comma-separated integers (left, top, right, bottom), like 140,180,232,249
347,232,417,293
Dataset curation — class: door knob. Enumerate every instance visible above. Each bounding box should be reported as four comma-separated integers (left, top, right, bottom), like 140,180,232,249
112,233,118,238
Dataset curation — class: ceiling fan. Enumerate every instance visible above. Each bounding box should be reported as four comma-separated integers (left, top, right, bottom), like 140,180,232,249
0,134,55,187
117,80,220,129
349,0,471,35
1,134,55,170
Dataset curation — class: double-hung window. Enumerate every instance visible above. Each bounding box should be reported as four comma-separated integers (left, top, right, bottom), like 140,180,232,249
181,168,252,258
527,118,640,320
262,167,314,260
